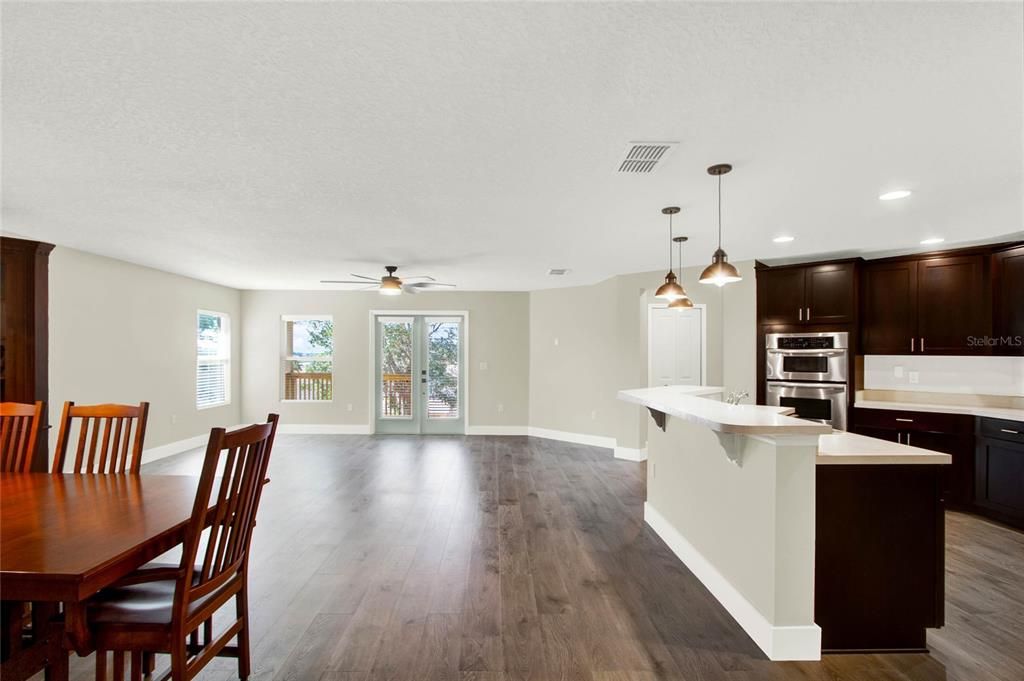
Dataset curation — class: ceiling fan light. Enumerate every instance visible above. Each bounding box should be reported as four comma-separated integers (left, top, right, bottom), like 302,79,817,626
379,277,403,295
699,249,742,287
655,271,686,300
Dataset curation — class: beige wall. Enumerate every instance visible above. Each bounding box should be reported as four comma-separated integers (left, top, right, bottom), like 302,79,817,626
239,290,530,428
48,247,242,462
528,261,757,449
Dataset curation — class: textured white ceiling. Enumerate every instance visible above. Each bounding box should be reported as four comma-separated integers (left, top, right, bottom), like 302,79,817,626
3,2,1022,291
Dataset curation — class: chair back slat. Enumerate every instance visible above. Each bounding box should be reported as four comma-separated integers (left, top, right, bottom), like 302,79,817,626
0,402,44,473
53,401,150,474
177,416,279,613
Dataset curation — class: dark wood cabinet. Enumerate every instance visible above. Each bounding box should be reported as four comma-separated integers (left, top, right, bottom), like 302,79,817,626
975,418,1024,530
757,261,857,326
759,267,807,325
851,407,976,508
0,237,54,472
861,253,989,355
916,255,988,354
861,260,917,354
992,245,1024,356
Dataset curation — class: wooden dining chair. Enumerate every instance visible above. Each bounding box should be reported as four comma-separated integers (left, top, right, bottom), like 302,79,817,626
86,414,279,681
52,401,150,474
0,401,44,472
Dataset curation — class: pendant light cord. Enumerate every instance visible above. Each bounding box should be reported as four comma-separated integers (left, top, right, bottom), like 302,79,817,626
717,174,723,250
668,212,674,272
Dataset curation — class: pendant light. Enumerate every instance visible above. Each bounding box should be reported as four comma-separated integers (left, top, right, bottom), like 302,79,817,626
668,236,694,309
655,207,686,300
699,163,742,287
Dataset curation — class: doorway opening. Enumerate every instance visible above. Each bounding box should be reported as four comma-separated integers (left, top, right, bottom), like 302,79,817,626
372,312,467,434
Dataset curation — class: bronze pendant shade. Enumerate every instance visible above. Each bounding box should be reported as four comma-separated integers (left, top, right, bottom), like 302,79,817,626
668,236,694,308
655,207,687,300
699,163,743,287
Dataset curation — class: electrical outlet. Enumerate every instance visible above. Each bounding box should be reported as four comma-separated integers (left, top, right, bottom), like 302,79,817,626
346,403,353,412
908,371,920,384
497,403,504,413
590,410,597,420
894,366,904,379
479,361,488,371
553,337,559,346
171,414,178,425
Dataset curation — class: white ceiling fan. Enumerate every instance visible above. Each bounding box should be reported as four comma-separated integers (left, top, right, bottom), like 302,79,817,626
321,265,456,295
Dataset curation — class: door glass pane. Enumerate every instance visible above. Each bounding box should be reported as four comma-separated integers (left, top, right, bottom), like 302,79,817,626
426,320,460,419
380,319,414,418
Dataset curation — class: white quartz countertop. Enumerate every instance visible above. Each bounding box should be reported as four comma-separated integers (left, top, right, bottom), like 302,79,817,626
817,431,952,465
618,386,833,436
855,399,1024,423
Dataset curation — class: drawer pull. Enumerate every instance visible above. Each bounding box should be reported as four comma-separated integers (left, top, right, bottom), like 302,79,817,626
1001,428,1020,435
895,418,914,422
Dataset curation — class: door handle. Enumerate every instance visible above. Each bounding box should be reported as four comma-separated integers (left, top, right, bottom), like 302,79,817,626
897,433,902,444
806,307,811,320
798,308,803,321
920,337,925,352
911,337,915,353
895,418,914,422
906,433,911,446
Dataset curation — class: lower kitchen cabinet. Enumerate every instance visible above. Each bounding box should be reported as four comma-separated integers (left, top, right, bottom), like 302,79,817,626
851,408,975,508
975,418,1024,530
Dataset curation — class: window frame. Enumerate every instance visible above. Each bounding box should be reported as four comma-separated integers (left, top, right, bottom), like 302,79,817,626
196,309,232,410
281,314,335,403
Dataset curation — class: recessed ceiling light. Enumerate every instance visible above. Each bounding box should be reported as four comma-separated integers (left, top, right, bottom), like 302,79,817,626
879,189,912,201
772,235,795,243
920,237,945,245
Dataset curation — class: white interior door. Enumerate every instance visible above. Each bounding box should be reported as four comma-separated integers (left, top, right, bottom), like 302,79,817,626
648,306,704,387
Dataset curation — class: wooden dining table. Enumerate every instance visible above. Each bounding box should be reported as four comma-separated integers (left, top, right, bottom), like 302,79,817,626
0,473,202,681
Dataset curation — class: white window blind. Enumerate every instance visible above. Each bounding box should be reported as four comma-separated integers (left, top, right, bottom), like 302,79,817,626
197,310,230,408
282,315,333,401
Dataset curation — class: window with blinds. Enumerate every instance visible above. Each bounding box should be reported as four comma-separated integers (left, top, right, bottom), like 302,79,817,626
196,310,231,409
282,316,334,401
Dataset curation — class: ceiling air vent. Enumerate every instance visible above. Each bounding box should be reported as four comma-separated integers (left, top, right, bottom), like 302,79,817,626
617,142,678,174
547,268,570,276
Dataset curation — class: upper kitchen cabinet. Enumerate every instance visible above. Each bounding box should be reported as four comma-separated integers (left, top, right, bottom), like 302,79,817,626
757,261,857,326
861,261,917,354
992,245,1024,356
862,252,990,355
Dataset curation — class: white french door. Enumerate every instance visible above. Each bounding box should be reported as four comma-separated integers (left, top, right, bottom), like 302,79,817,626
648,305,705,387
374,315,465,434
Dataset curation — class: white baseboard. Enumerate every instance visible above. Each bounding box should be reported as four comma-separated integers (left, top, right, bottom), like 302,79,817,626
276,423,373,435
643,502,821,661
614,446,647,461
526,427,616,449
466,425,529,436
142,422,248,464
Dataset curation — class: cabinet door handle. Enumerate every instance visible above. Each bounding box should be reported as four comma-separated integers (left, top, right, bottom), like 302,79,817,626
806,307,811,320
906,433,911,446
920,337,925,352
896,418,914,422
1001,428,1020,435
897,432,902,444
911,337,915,352
798,308,803,321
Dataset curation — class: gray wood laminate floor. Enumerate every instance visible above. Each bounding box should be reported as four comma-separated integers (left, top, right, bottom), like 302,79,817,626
56,434,1024,681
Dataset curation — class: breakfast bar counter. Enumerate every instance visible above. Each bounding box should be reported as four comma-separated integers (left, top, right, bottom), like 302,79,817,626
618,386,950,660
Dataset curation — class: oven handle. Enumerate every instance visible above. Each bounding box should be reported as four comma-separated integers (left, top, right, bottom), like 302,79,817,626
766,381,848,391
765,349,847,356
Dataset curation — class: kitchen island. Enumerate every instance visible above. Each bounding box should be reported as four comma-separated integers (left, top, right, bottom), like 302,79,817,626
618,386,951,661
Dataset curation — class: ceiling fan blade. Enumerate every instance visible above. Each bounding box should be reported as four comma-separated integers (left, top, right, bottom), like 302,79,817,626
400,275,436,282
405,282,456,289
401,284,421,294
349,273,380,281
321,280,380,285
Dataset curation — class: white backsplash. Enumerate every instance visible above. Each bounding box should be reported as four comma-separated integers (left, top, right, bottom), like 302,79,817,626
863,356,1024,397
